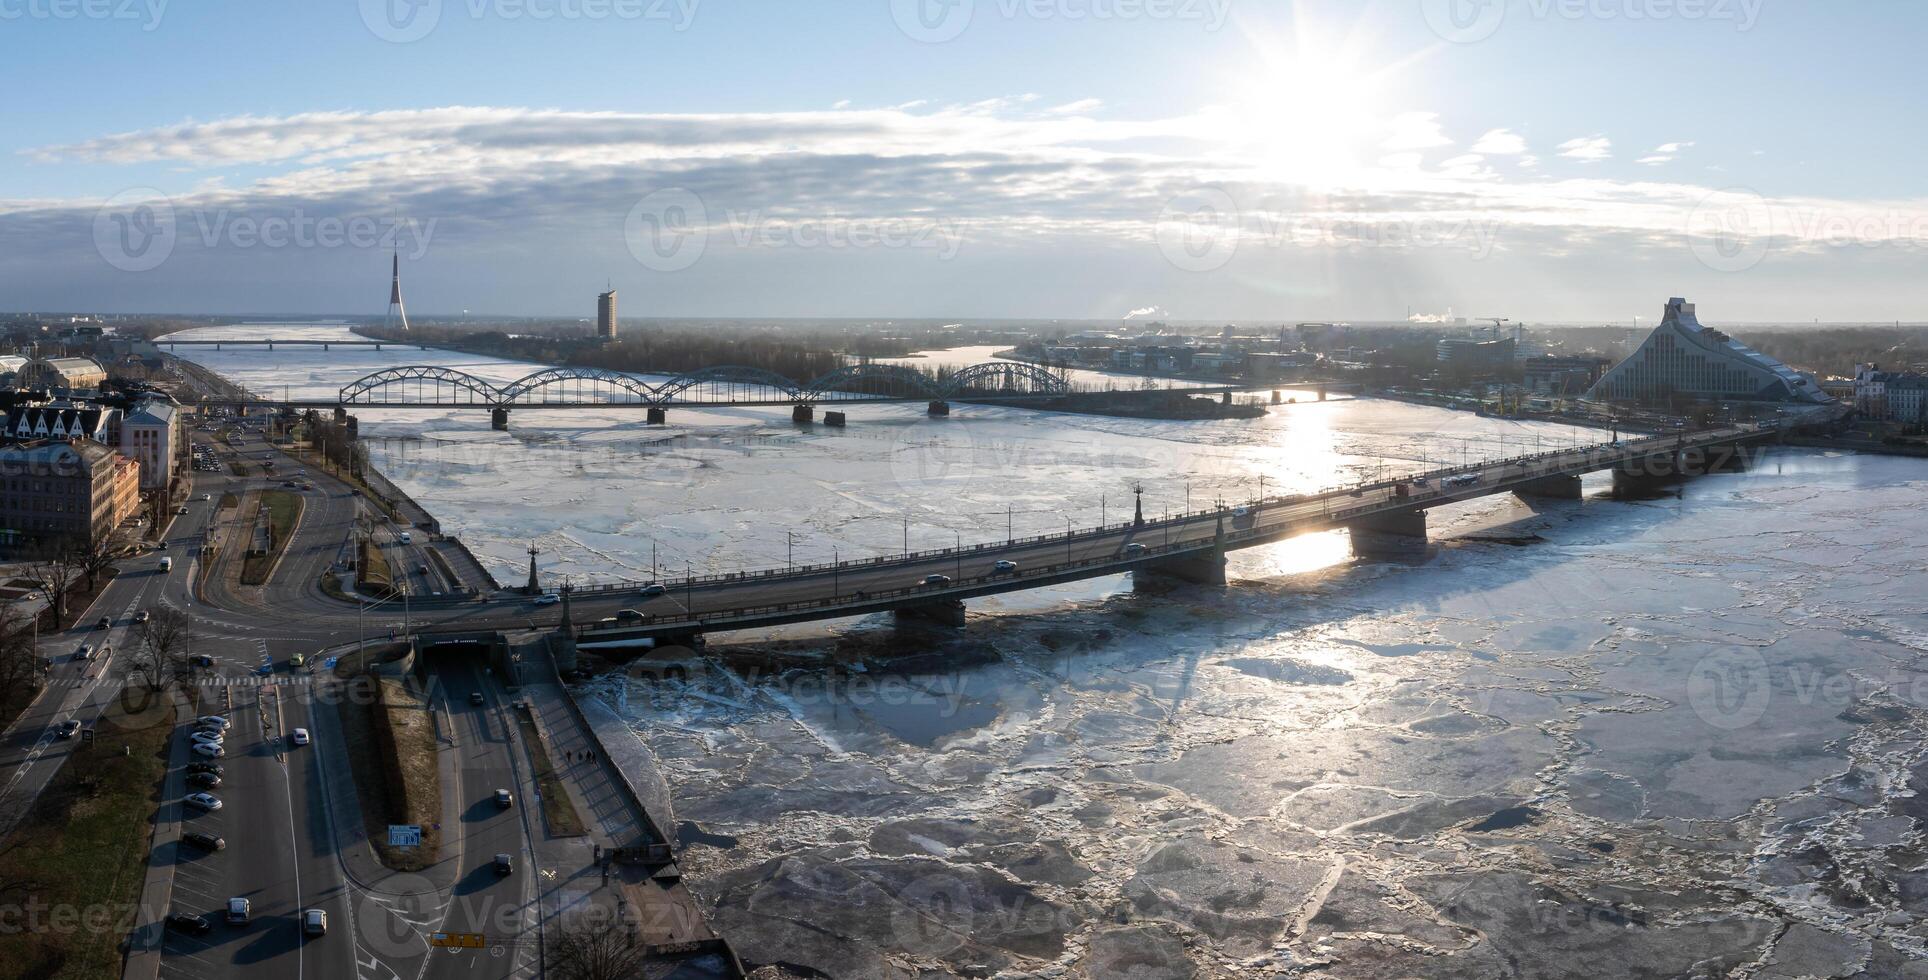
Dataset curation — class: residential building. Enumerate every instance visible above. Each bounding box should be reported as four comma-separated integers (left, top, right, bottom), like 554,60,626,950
1853,364,1928,425
120,397,180,490
0,439,132,551
3,403,119,443
1586,298,1831,406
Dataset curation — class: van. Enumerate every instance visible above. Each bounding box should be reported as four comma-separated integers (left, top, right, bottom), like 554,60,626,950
158,557,173,572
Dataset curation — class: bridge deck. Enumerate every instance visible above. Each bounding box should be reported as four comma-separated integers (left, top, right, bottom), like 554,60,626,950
566,426,1769,641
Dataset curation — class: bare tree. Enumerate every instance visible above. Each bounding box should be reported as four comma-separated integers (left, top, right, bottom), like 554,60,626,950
73,527,130,592
0,602,43,706
26,543,79,628
546,917,646,980
127,607,193,691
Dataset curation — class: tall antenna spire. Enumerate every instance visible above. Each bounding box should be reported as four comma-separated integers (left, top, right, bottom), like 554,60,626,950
385,248,411,332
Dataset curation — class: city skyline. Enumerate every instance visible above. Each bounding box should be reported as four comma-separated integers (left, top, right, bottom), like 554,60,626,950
3,3,1926,321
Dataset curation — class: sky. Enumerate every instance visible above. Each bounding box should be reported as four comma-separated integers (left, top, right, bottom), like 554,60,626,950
2,0,1925,323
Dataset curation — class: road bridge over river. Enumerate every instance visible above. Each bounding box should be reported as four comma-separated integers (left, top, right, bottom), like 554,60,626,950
554,425,1774,645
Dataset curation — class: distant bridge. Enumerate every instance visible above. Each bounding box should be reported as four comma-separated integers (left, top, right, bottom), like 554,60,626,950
160,338,430,350
333,361,1076,407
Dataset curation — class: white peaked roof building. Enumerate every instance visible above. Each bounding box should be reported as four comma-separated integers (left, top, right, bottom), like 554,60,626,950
1587,298,1831,405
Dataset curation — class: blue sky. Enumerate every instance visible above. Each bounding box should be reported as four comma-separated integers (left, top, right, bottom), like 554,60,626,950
3,0,1925,321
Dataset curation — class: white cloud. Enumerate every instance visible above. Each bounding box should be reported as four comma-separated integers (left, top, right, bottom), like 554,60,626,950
1381,111,1452,151
1556,135,1612,162
832,99,851,110
1047,98,1104,115
1636,140,1695,165
1471,129,1527,155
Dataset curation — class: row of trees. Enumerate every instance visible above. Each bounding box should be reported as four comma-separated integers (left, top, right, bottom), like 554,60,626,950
302,410,369,478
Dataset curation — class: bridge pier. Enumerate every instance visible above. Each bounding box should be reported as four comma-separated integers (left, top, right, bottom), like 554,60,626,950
491,407,511,431
792,404,815,424
1514,473,1582,501
1143,513,1227,585
927,400,950,416
824,410,847,427
1350,509,1429,560
896,598,966,628
646,407,666,425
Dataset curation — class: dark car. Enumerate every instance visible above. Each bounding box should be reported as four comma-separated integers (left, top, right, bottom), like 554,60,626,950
493,853,513,876
190,654,215,668
186,773,221,789
165,912,212,936
181,832,225,852
96,616,112,629
469,692,484,706
185,762,223,776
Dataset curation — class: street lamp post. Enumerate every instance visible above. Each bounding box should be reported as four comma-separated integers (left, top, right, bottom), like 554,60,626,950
1065,517,1072,564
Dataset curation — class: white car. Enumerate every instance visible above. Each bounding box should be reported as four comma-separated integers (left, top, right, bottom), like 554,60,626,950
198,715,230,730
185,792,222,812
993,560,1019,573
291,728,310,746
189,730,225,746
531,594,560,607
192,742,226,759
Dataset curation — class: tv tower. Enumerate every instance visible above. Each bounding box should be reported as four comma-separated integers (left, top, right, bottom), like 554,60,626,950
385,249,411,332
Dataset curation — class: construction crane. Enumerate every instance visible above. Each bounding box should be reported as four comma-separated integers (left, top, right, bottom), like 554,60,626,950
1477,316,1511,341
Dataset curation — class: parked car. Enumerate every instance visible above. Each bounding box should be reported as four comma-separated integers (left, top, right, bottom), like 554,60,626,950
192,742,226,759
185,792,222,812
301,908,327,937
181,832,225,852
291,728,310,746
494,789,513,809
187,773,221,789
165,912,212,936
226,897,250,925
198,715,230,730
186,762,223,776
189,730,224,746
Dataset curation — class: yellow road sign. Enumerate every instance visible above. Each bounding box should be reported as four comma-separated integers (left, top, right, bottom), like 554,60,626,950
430,932,486,949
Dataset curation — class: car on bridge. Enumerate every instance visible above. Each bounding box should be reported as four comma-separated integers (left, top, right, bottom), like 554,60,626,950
1125,543,1147,556
922,574,954,586
639,584,668,597
531,594,560,606
993,560,1019,574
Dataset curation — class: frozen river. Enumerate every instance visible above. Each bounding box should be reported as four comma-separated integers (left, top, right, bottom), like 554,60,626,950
171,324,1928,978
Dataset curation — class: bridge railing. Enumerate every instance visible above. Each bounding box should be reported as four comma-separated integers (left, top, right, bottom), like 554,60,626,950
568,427,1765,609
